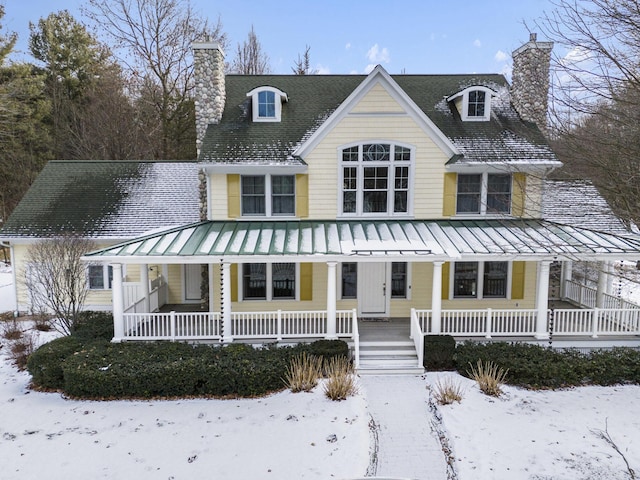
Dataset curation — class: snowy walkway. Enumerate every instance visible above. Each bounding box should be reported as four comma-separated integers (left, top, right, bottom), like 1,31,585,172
360,375,448,480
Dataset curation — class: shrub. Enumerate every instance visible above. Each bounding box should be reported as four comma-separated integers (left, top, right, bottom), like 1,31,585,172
1,318,23,340
73,311,114,341
468,360,508,397
9,333,36,370
323,356,358,401
285,352,323,392
424,335,456,370
309,339,349,360
33,314,52,332
26,336,85,389
431,376,464,405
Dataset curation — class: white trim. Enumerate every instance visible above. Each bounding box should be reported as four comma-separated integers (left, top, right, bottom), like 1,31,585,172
202,164,307,175
293,65,459,160
337,141,415,218
247,86,288,122
447,86,495,122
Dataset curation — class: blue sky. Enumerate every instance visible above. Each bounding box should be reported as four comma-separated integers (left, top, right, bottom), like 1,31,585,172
3,0,557,78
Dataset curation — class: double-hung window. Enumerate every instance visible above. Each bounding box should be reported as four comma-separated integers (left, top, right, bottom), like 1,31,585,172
340,143,412,216
242,263,296,300
456,173,511,215
241,175,295,217
88,265,113,290
258,90,276,119
467,90,486,118
453,261,508,299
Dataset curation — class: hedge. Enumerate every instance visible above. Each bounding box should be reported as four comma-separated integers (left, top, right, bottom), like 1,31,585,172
454,342,640,389
424,335,456,370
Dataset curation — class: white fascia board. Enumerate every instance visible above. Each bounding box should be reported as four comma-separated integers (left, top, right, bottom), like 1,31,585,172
202,164,308,175
293,65,460,160
446,161,562,174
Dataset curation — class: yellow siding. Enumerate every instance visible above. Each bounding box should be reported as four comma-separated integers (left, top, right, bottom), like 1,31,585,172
350,83,406,113
166,264,183,303
209,174,228,219
524,174,543,218
296,174,309,218
443,173,457,216
305,114,450,219
227,174,241,218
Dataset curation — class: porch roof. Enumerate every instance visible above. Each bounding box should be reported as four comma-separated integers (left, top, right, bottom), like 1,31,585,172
83,219,640,263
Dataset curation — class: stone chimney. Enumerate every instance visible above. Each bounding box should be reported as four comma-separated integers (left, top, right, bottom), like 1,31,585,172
192,42,226,156
511,33,553,134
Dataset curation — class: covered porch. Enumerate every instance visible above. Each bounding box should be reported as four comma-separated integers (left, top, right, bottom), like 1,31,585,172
83,219,640,372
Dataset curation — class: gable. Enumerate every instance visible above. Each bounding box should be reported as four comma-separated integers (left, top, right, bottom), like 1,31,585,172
350,83,406,114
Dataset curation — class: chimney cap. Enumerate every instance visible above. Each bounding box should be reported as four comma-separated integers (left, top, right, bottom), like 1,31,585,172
530,32,537,42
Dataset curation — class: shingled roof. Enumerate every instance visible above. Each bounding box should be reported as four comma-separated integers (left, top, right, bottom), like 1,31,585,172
0,161,201,239
198,72,558,166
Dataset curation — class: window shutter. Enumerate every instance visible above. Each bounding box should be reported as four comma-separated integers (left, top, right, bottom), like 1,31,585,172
512,173,526,217
511,261,525,300
296,174,309,218
441,262,450,300
443,173,457,216
300,263,313,301
230,264,238,302
227,174,241,218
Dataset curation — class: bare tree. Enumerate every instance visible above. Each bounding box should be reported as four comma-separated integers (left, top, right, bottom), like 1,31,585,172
535,0,640,227
230,25,271,74
83,0,227,159
24,236,96,335
292,45,317,75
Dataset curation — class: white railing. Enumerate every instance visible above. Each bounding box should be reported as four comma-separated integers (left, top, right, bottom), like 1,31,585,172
553,308,640,337
416,308,537,338
564,280,640,311
123,282,142,310
352,309,360,369
124,311,221,341
123,309,356,342
123,277,168,314
410,308,424,368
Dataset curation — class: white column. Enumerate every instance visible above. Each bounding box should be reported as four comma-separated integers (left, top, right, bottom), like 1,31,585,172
535,260,551,339
559,260,572,299
111,263,124,342
326,261,337,339
596,261,607,308
431,261,443,334
221,262,233,342
140,263,150,313
208,264,215,312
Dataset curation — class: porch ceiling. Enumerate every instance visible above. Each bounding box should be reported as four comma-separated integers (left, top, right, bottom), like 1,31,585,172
83,219,640,264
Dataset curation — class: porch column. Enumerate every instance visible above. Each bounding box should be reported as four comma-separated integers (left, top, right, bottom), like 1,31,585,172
559,260,572,299
221,262,233,342
111,263,125,342
596,261,607,308
208,264,215,312
326,261,338,339
140,263,150,313
535,260,551,339
431,261,443,334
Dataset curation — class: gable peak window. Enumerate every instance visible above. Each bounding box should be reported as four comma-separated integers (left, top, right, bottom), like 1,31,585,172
247,86,288,122
456,172,512,215
340,142,413,217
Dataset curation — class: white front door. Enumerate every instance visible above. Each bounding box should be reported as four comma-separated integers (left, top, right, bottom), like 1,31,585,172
359,263,388,316
184,264,201,301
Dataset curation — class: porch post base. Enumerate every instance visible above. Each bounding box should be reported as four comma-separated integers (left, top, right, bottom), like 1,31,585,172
534,333,550,340
222,336,234,343
111,337,124,343
324,335,338,340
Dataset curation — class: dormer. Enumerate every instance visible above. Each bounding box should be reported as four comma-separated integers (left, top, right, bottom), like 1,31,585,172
447,86,495,122
247,86,288,122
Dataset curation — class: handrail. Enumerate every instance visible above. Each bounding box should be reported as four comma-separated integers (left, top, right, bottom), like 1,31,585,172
352,309,360,369
410,308,424,368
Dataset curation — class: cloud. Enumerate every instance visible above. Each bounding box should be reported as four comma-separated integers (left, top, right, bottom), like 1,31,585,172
366,43,390,64
345,42,351,50
316,65,331,74
473,39,482,48
561,46,591,66
364,64,376,74
494,50,508,62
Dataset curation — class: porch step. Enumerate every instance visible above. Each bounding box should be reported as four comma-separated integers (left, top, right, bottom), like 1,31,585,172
356,339,423,375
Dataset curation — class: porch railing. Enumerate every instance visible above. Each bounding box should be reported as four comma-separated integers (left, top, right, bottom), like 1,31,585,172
410,308,424,367
122,309,356,341
564,280,640,310
416,307,640,338
352,309,360,369
123,277,168,314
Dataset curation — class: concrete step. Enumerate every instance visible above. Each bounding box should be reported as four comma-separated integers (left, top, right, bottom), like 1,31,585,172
357,365,425,376
359,340,414,348
359,352,418,360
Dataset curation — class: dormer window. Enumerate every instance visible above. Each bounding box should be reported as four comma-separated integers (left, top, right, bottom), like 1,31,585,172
247,86,288,122
447,86,493,122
